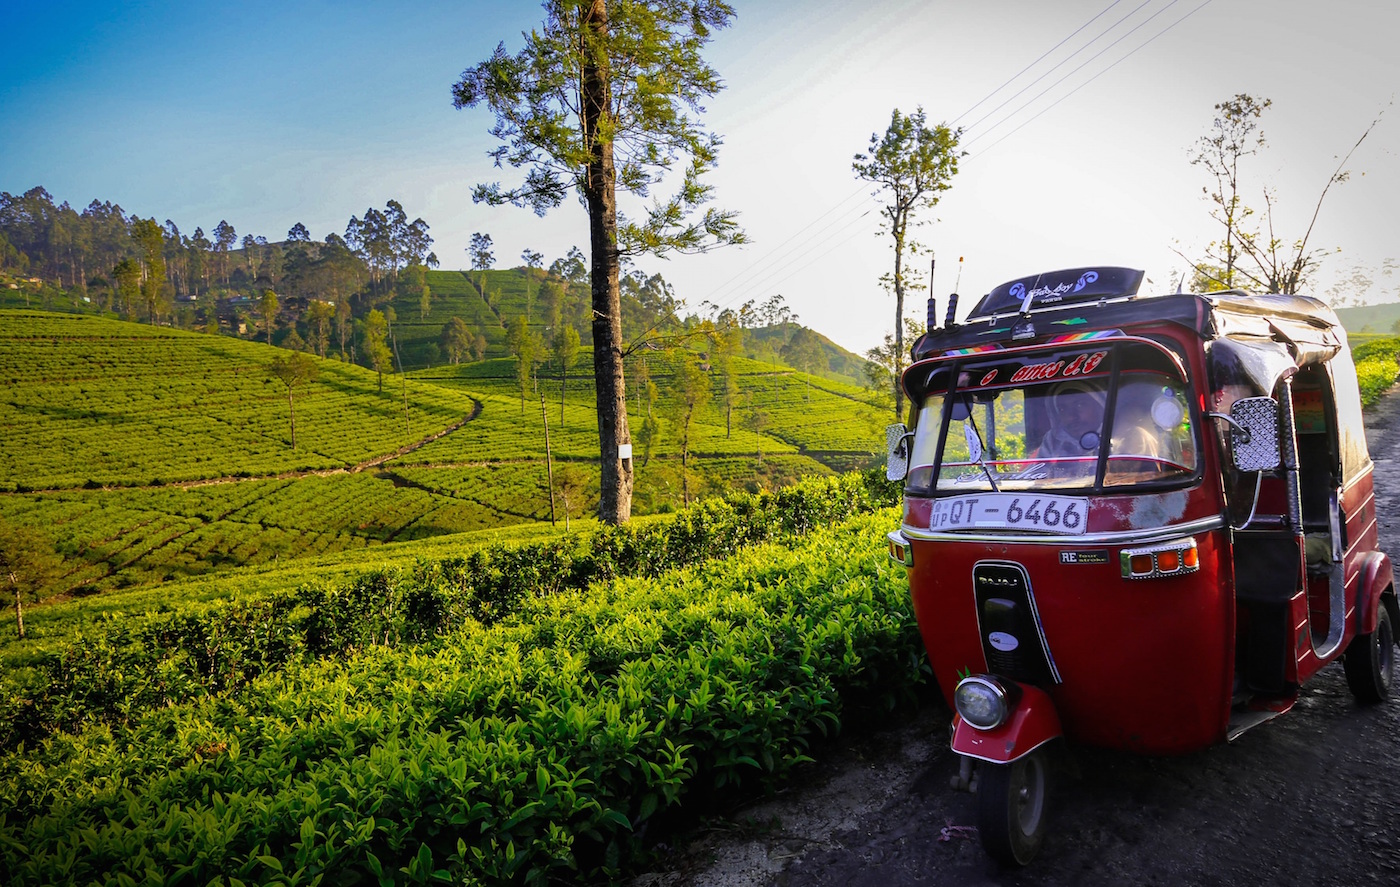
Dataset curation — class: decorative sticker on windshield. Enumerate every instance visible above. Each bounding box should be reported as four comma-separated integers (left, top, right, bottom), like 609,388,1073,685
1006,350,1107,385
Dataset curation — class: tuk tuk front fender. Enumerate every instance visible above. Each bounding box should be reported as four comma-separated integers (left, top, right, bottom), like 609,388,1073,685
951,682,1063,764
1356,550,1395,635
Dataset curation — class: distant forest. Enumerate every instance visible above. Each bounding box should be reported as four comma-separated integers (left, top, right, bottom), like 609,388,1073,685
0,186,874,385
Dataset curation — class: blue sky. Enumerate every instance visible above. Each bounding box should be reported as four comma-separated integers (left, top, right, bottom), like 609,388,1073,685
3,0,1397,354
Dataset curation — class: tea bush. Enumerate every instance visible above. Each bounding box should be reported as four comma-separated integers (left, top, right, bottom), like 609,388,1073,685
0,511,922,886
1351,336,1400,406
0,471,900,754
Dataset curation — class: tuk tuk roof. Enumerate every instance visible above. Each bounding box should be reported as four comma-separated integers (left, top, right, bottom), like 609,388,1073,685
911,266,1345,365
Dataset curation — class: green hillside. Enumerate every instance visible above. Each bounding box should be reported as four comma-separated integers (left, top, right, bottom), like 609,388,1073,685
745,322,872,384
373,268,872,384
0,310,888,604
0,310,477,490
1337,302,1400,337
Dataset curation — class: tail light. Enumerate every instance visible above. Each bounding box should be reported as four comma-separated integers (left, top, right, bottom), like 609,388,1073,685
887,531,914,567
1120,537,1200,580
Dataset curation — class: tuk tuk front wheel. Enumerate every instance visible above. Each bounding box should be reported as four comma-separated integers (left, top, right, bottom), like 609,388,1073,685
1344,601,1394,704
975,749,1049,866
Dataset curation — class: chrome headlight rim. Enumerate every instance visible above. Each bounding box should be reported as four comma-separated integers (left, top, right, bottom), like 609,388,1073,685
954,674,1015,731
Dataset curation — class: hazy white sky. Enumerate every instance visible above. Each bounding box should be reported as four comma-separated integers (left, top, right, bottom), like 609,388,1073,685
3,0,1396,355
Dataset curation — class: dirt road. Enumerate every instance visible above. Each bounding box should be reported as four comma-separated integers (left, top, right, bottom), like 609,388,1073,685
638,389,1400,887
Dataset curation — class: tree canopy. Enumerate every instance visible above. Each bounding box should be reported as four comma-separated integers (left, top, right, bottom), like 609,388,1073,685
0,518,62,639
267,351,319,449
452,0,744,525
1186,93,1382,296
853,106,960,420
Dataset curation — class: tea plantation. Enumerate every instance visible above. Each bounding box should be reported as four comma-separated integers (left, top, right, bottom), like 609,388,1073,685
0,472,915,885
0,306,916,884
0,310,890,603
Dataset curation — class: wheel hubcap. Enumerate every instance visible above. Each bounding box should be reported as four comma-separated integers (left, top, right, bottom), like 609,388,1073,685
1380,623,1394,687
1013,756,1046,833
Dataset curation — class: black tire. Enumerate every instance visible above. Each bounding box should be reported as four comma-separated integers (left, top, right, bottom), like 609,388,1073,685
976,749,1050,867
1344,600,1395,704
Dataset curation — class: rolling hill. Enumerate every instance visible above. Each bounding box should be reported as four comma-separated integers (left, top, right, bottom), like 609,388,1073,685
374,268,873,386
0,309,889,603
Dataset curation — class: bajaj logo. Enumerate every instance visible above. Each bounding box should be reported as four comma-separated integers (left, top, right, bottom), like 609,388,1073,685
977,575,1017,588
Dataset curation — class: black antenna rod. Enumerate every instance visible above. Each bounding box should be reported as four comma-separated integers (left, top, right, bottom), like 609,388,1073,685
926,255,938,330
944,256,963,328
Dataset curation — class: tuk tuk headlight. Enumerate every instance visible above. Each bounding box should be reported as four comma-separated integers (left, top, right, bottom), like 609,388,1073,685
954,675,1014,731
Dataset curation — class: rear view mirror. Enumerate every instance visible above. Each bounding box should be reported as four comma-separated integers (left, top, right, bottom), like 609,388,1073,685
949,394,972,422
1227,396,1280,472
886,423,912,482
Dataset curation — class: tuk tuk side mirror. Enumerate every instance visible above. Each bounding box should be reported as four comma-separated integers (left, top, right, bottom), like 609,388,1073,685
886,423,913,482
1221,396,1281,472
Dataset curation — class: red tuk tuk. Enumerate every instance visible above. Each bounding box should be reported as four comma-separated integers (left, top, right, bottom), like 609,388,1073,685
884,266,1395,865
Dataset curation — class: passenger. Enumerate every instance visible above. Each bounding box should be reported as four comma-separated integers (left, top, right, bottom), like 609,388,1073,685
1036,381,1106,460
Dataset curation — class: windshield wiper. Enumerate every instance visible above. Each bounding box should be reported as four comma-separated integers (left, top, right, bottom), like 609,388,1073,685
965,410,1001,493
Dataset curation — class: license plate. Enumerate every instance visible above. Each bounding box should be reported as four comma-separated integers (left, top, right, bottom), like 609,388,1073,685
927,493,1088,534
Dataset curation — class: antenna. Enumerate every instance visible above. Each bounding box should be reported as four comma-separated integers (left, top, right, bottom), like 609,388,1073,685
945,256,964,328
926,255,938,330
1019,270,1041,314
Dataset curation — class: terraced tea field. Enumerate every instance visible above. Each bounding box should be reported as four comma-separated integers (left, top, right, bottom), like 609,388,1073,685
0,311,475,490
0,310,888,601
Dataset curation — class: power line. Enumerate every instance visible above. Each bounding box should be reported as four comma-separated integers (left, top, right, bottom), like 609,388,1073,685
965,0,1183,147
696,184,870,306
952,0,1130,126
970,0,1214,156
705,207,878,313
960,0,1158,137
686,0,1204,317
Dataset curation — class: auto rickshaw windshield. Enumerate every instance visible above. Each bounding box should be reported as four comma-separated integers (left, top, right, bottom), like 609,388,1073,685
905,351,1199,493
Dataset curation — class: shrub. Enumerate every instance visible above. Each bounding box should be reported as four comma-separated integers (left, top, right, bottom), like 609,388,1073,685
0,511,922,886
0,471,900,754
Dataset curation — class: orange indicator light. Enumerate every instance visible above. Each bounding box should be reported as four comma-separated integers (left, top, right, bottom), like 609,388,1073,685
1183,546,1199,569
1130,554,1154,575
1157,550,1181,572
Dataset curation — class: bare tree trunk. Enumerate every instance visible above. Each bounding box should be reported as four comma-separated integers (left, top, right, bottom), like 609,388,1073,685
892,218,906,421
12,583,23,640
682,440,690,506
541,391,556,527
583,0,633,524
390,324,410,436
287,388,297,449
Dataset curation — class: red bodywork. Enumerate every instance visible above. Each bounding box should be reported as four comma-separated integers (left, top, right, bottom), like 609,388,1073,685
909,511,1234,754
899,321,1393,759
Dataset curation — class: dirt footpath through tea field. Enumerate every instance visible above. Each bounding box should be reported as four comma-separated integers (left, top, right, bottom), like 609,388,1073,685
636,389,1400,887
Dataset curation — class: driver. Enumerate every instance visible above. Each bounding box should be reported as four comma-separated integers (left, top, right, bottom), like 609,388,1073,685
1036,381,1106,461
1106,384,1169,481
